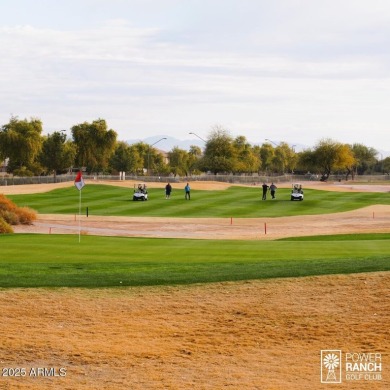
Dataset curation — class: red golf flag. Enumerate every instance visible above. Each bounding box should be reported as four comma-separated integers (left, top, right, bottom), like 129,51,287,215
74,171,85,191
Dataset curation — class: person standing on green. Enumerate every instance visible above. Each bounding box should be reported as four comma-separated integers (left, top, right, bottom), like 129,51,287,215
184,183,191,200
165,182,172,199
262,182,269,200
269,182,277,199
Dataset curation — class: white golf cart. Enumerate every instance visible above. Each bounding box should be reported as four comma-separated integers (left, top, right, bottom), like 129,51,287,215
133,183,148,201
291,183,304,201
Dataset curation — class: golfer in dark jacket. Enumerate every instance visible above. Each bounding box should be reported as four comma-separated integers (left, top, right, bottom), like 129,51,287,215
165,183,172,199
262,183,269,200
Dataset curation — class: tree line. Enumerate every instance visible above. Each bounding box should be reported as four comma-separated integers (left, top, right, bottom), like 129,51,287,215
1,117,389,179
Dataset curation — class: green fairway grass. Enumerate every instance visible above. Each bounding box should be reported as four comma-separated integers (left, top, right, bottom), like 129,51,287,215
4,185,390,288
278,233,390,241
0,234,389,288
8,184,390,217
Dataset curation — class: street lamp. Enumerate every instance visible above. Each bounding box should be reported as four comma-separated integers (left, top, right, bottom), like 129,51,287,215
189,132,206,143
147,137,167,175
265,138,279,147
266,139,296,151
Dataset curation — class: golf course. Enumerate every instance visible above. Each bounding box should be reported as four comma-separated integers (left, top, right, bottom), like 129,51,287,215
0,180,389,389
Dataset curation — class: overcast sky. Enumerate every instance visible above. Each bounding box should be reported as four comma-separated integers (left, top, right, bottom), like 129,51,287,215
1,0,389,151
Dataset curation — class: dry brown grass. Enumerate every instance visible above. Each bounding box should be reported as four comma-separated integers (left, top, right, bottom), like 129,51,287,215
0,273,388,389
0,217,13,233
0,193,17,212
13,206,37,225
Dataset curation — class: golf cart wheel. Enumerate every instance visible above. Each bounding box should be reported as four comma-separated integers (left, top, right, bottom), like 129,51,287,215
291,196,294,201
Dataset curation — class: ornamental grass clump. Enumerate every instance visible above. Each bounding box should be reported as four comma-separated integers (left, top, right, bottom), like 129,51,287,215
14,206,37,225
0,217,13,234
0,194,36,233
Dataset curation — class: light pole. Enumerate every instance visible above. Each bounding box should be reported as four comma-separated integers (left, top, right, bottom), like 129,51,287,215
189,132,206,143
265,138,279,147
148,137,167,175
266,139,296,152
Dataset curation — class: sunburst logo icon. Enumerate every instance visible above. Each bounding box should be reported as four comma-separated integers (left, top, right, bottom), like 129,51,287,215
324,353,340,370
321,350,342,383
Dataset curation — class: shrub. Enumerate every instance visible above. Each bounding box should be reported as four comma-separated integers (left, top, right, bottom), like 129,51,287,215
15,207,37,225
0,195,37,233
0,217,13,234
13,167,34,177
0,209,20,225
0,194,17,212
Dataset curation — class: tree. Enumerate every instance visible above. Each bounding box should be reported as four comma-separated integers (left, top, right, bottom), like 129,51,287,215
337,144,356,180
350,143,378,176
305,139,356,181
233,136,260,173
201,126,236,174
150,151,169,176
259,143,274,174
271,142,296,174
129,141,168,175
296,149,318,174
0,116,43,175
188,145,202,174
382,157,390,175
110,142,143,174
72,119,117,173
168,147,190,176
131,142,149,173
40,131,76,180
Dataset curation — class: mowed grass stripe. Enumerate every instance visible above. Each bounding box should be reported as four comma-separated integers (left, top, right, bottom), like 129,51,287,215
8,184,390,217
0,234,389,287
279,233,390,241
2,234,390,262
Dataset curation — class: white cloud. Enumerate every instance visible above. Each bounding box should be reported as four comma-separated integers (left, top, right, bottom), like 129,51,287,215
0,1,390,151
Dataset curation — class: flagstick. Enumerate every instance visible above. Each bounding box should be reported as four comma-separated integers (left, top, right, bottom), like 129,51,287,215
74,170,85,242
78,188,82,243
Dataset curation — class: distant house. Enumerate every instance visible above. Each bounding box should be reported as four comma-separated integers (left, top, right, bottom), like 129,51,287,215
156,148,169,165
